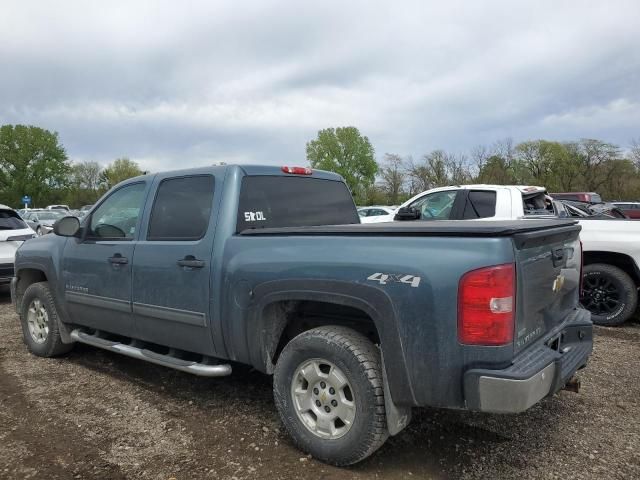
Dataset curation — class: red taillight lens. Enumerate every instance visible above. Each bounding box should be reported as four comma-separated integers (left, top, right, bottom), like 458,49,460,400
458,263,515,346
281,166,312,175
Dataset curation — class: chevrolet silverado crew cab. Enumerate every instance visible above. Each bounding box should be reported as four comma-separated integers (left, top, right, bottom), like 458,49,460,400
12,166,592,466
396,184,640,326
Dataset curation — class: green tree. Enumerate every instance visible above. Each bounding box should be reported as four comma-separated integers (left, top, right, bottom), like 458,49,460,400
476,154,520,184
306,127,378,203
100,157,143,190
0,124,71,207
66,161,103,207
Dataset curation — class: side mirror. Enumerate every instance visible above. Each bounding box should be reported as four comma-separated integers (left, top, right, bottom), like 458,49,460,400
394,207,421,221
53,216,81,237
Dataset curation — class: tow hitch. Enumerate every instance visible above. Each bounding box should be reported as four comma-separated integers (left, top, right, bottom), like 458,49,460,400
563,376,581,393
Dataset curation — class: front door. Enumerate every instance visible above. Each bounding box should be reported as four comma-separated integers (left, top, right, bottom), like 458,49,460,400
62,181,149,336
131,174,217,354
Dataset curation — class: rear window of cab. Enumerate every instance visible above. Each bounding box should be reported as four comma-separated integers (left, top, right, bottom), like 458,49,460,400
236,176,359,231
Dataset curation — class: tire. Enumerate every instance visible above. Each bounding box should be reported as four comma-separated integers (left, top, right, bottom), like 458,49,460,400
581,263,637,326
19,282,74,357
36,227,42,236
273,326,388,466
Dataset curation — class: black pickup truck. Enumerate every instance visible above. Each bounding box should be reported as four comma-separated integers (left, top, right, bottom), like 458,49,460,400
12,164,592,465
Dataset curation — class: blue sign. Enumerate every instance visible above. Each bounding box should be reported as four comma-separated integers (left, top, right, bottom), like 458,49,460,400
21,195,32,205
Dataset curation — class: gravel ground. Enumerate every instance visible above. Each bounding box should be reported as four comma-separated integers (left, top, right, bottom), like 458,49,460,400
1,285,639,480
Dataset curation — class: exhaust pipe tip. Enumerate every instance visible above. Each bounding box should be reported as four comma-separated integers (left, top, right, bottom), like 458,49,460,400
563,376,581,393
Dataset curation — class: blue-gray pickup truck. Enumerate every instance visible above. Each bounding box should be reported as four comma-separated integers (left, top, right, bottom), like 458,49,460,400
11,164,592,465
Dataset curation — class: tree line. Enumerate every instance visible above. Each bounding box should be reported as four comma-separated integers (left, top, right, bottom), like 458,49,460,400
0,125,144,208
2,123,639,209
307,127,640,205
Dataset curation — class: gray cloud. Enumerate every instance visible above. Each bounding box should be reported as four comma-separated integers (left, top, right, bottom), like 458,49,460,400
1,0,639,171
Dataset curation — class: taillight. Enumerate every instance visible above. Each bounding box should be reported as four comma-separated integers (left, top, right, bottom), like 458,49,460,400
458,263,515,346
281,166,312,175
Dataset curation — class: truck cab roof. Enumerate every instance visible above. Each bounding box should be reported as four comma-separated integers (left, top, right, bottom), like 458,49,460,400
117,164,344,188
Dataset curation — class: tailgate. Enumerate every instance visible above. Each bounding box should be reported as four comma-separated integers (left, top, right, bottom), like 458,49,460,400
513,224,582,352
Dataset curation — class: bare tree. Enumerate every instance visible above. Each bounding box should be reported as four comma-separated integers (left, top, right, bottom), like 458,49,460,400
470,144,490,172
631,137,640,169
378,153,406,205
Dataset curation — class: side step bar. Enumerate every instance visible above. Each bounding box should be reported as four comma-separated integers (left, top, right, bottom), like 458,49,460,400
70,329,232,377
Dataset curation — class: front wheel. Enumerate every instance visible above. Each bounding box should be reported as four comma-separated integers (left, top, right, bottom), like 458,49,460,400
581,263,637,326
273,326,388,466
36,227,43,236
19,282,74,357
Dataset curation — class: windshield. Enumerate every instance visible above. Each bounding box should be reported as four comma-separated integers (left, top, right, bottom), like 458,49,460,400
0,210,29,229
38,211,65,221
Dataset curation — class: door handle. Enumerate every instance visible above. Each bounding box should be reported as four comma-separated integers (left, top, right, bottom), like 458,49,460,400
177,256,205,269
108,254,128,265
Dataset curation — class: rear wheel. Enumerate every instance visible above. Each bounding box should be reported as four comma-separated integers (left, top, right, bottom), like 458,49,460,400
36,227,43,236
19,282,74,357
581,263,637,326
273,326,388,466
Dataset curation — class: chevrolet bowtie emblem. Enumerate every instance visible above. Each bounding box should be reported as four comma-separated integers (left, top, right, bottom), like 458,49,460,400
552,274,565,293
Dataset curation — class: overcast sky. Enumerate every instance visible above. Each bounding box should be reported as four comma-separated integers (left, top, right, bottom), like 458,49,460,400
1,1,639,171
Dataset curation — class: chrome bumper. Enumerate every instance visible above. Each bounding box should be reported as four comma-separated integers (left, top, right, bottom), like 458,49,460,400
464,308,592,413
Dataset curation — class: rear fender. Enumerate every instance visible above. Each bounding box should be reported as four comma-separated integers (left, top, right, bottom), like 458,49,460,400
247,278,417,406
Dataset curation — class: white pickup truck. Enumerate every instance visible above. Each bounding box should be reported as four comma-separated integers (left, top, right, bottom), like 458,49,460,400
396,185,640,325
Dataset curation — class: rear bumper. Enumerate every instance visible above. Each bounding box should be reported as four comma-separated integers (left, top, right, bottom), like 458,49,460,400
464,308,592,413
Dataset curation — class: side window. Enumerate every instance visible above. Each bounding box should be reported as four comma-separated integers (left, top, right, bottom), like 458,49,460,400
89,183,146,239
462,191,497,219
358,209,370,217
410,191,458,220
147,175,215,241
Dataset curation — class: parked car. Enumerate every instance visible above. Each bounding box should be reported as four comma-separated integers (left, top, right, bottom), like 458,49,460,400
46,204,70,212
0,204,35,284
611,202,640,219
11,165,592,466
550,192,602,203
396,185,640,325
22,209,66,236
357,206,395,223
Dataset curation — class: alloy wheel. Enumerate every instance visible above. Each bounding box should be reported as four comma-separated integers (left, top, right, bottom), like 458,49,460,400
290,358,356,439
27,298,49,344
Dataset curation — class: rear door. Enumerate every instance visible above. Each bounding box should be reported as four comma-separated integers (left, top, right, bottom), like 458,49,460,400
512,224,582,351
458,190,497,219
131,173,219,354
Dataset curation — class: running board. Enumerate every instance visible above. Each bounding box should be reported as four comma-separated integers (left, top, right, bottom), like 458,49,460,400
70,329,232,377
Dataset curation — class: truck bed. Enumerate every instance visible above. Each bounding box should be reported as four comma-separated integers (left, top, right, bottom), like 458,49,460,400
239,219,578,237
